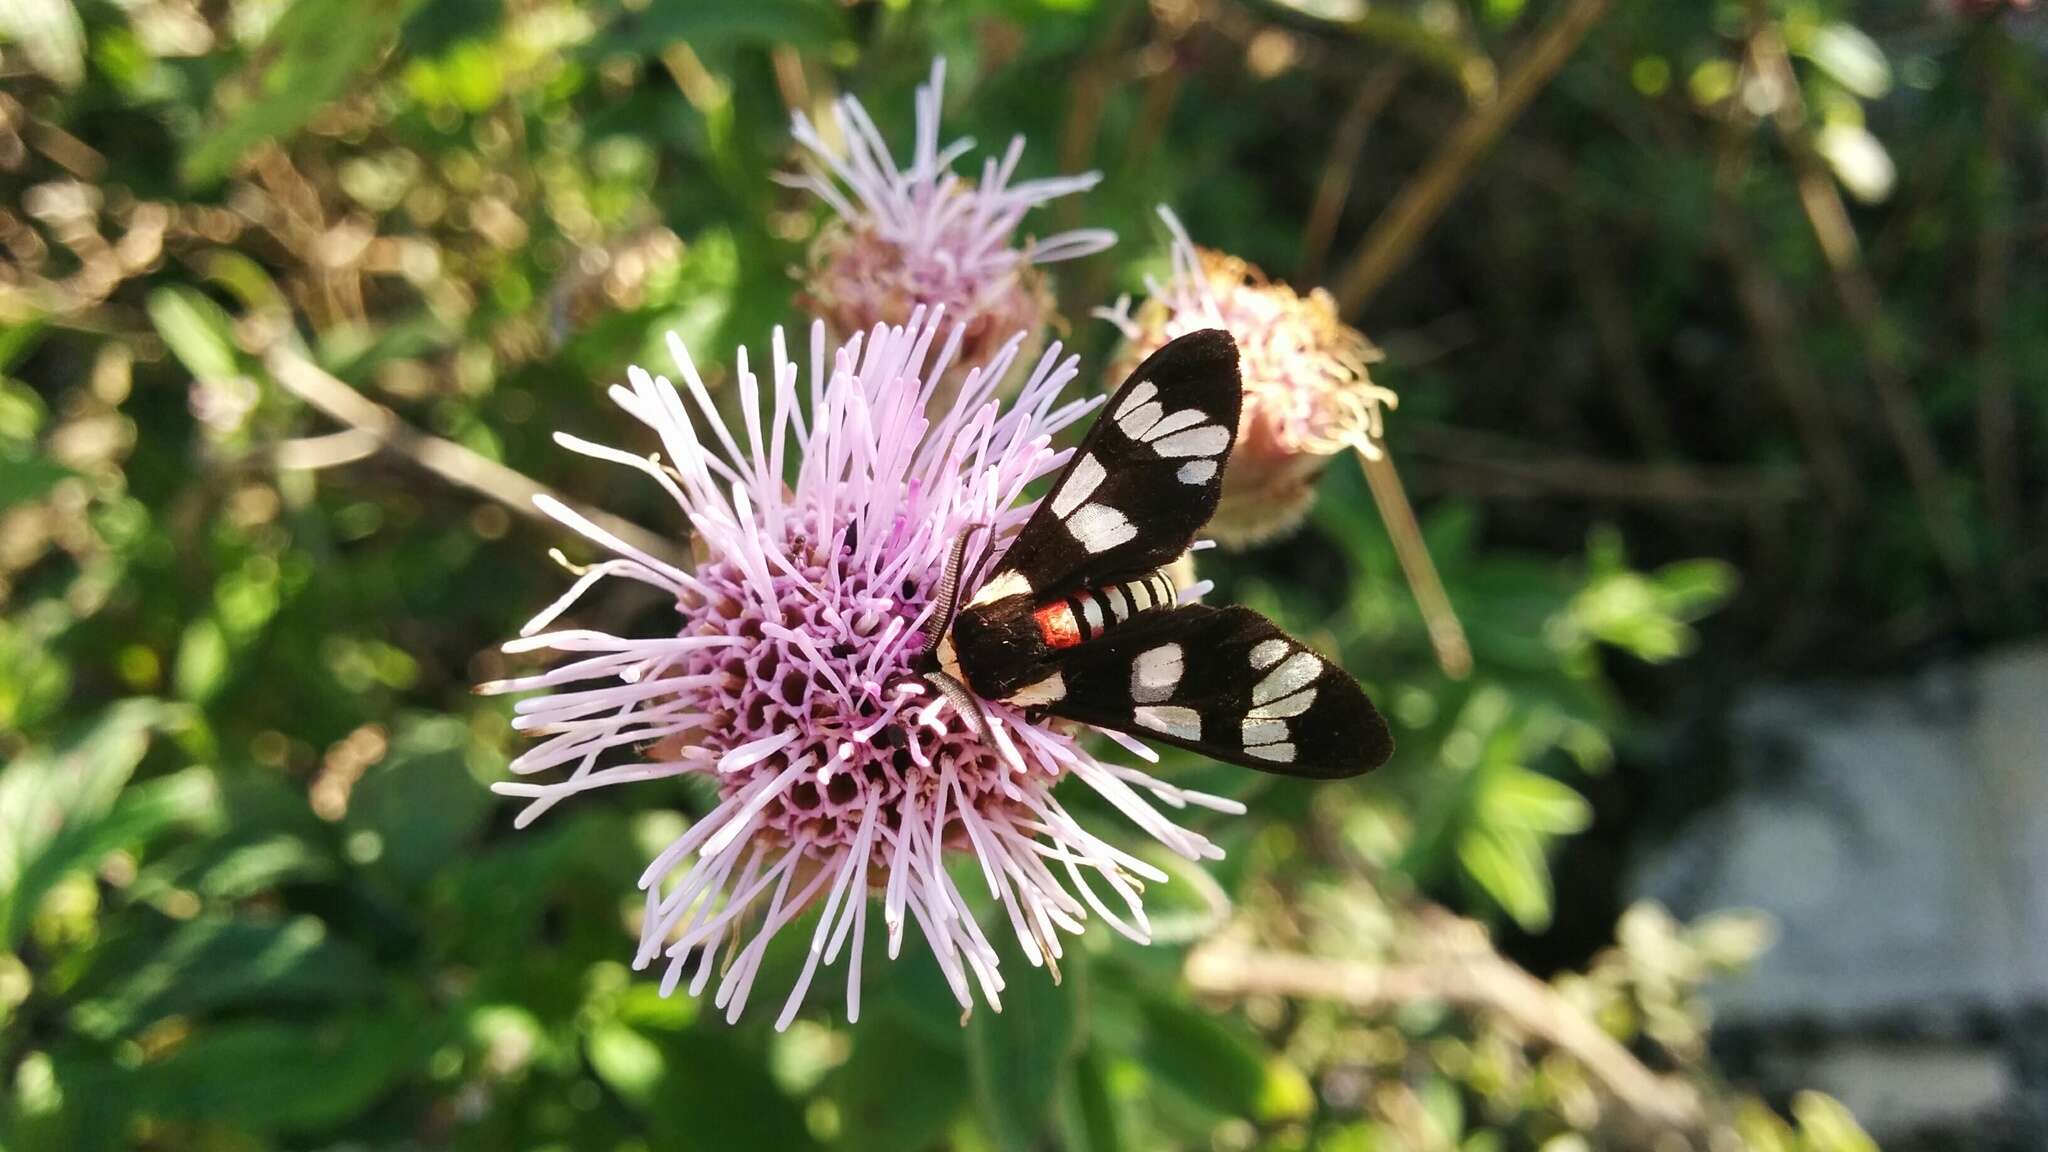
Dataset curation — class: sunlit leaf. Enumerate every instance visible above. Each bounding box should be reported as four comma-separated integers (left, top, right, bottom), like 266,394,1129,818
1800,23,1891,100
145,287,240,382
0,700,185,947
1791,1091,1879,1152
1817,122,1896,205
1457,824,1552,930
70,915,376,1038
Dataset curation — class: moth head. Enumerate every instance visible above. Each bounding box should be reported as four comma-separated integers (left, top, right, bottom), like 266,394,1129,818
949,594,1053,701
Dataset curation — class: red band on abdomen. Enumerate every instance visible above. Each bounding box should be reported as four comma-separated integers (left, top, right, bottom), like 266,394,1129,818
1034,601,1082,649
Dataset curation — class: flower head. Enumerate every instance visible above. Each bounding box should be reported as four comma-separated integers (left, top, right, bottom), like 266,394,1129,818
1102,208,1396,547
787,60,1115,380
484,311,1239,1027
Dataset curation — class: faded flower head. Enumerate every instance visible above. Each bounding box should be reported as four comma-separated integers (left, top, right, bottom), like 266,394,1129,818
787,59,1115,378
1102,208,1396,547
483,311,1238,1027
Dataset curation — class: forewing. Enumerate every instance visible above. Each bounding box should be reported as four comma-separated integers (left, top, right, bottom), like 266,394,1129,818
1043,605,1392,779
974,330,1241,603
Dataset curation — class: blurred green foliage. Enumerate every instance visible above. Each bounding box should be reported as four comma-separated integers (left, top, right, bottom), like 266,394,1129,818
4,0,2034,1146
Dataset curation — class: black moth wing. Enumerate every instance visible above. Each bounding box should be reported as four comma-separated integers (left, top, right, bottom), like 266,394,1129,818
1044,604,1392,779
982,329,1242,598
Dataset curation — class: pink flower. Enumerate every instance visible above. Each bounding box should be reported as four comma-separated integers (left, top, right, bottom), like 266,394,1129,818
786,60,1115,381
483,311,1240,1027
1102,208,1396,547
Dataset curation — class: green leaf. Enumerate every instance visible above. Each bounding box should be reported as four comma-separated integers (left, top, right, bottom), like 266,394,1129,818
1790,1091,1879,1152
344,715,490,892
0,700,184,947
145,287,240,382
1799,23,1890,100
1132,992,1270,1120
833,1012,970,1152
1481,767,1592,836
586,1021,667,1106
125,1013,427,1133
71,915,376,1038
1457,824,1552,930
0,454,74,511
644,1029,818,1152
1058,1047,1124,1152
171,617,229,703
181,0,426,186
966,927,1080,1152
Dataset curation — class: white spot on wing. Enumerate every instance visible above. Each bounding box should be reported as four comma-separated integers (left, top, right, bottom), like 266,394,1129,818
1241,717,1289,746
1131,643,1184,704
1133,705,1201,741
1177,460,1217,485
1007,672,1066,707
1253,652,1321,704
1152,425,1231,459
1248,639,1290,670
969,569,1032,606
1068,503,1138,553
1247,688,1317,720
1052,453,1106,518
1247,743,1297,764
1117,401,1164,440
1113,380,1157,420
1139,408,1207,441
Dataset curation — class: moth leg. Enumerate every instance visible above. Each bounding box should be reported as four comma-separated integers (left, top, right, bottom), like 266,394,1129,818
922,671,987,737
916,524,982,657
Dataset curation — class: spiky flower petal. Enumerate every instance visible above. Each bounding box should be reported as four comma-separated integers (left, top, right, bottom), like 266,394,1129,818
484,311,1239,1027
788,60,1115,382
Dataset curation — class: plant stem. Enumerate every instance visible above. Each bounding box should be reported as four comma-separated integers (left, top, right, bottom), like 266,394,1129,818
1358,447,1471,680
263,346,685,568
1333,0,1613,315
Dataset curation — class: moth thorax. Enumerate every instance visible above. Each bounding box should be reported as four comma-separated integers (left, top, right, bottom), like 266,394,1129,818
1031,568,1179,650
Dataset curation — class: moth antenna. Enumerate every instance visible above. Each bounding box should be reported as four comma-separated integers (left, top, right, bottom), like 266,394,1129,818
917,525,981,657
922,671,987,737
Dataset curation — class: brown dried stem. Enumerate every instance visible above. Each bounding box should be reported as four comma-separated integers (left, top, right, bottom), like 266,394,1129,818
1185,921,1707,1143
1399,420,1806,511
1297,67,1405,284
1745,17,1978,610
1357,447,1472,680
1333,0,1613,315
262,346,684,567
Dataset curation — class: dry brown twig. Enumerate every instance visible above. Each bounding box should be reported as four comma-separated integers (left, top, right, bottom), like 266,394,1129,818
261,345,685,568
1334,0,1615,315
1398,420,1808,510
1357,447,1473,679
1743,10,1981,615
1298,67,1407,284
1185,916,1707,1143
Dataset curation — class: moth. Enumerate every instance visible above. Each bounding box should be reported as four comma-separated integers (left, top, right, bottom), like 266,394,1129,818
915,328,1392,779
